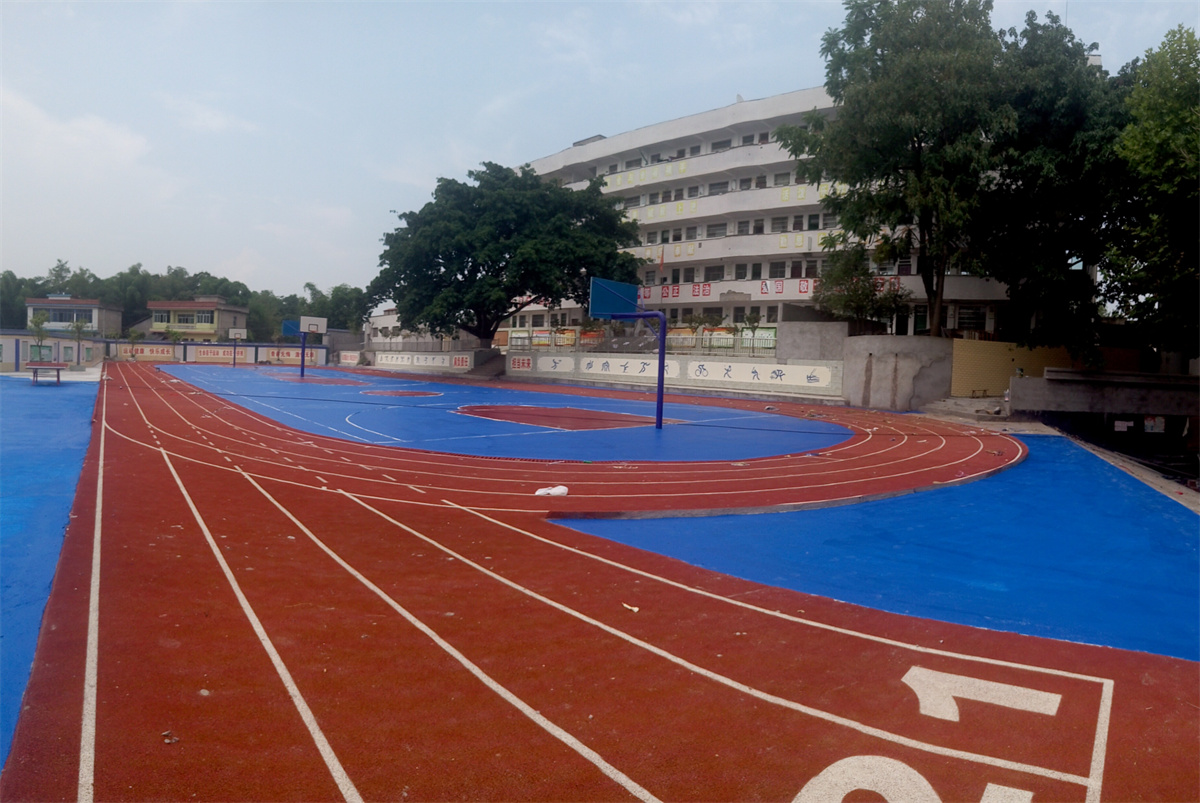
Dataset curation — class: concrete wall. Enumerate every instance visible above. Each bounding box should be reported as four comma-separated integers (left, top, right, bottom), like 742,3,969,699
1010,369,1199,416
775,321,849,362
371,349,496,373
507,350,844,400
842,336,953,411
950,340,1074,397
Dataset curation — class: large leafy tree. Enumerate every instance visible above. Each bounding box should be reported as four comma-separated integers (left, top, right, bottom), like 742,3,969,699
370,162,643,345
1102,26,1199,357
812,237,912,326
778,0,1011,337
969,11,1130,356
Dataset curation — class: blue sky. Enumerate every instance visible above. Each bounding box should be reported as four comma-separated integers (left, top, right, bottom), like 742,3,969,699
3,1,1195,298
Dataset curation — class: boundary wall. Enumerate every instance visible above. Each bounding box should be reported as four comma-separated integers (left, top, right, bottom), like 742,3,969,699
371,349,497,374
506,350,844,401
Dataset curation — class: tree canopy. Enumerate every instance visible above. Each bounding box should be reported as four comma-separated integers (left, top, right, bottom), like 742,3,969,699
778,0,1010,337
370,162,643,344
1101,26,1199,356
1,260,364,342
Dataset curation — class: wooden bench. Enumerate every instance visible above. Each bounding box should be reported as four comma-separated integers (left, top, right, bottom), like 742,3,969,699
25,361,69,385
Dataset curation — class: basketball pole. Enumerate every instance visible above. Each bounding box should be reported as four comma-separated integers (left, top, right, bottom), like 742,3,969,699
300,331,308,378
612,310,666,429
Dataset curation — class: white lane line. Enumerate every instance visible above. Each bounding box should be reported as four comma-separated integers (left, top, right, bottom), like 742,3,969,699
451,502,1113,793
236,472,658,803
77,366,110,802
350,494,1091,788
158,449,362,803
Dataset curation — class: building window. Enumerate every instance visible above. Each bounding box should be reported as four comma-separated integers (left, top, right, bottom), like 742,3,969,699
735,263,748,280
759,132,770,144
176,313,195,325
625,158,642,169
672,229,682,242
774,173,791,186
957,305,986,330
805,260,820,277
685,226,698,240
683,267,696,283
608,164,618,174
766,305,779,323
705,223,727,238
689,145,701,156
755,175,767,189
770,217,787,233
687,186,699,198
791,261,804,279
517,315,527,328
671,268,680,284
733,306,746,323
751,263,763,280
196,311,213,324
532,314,545,328
673,188,684,201
708,181,729,195
737,220,750,235
647,231,658,244
898,257,913,276
645,270,656,285
704,265,725,282
624,196,641,209
769,262,787,279
808,214,821,230
823,213,840,228
648,192,660,204
702,307,723,319
650,153,662,163
153,311,170,324
793,216,805,231
712,139,731,152
742,134,755,146
661,229,671,243
753,219,764,234
669,308,679,321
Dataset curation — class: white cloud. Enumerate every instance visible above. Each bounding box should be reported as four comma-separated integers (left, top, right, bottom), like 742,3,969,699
2,86,151,178
156,92,259,133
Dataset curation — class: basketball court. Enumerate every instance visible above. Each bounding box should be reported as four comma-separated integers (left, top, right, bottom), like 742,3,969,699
1,361,1196,802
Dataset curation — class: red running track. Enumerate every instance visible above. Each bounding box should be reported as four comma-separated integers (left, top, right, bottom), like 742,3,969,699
2,362,1196,802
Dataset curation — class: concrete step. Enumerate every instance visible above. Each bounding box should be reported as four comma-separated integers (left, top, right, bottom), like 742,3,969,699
920,396,1011,422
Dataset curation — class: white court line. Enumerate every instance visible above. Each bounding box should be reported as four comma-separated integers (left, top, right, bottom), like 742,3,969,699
238,471,658,803
76,368,108,802
159,449,362,803
346,493,1095,789
114,364,363,802
450,502,1112,801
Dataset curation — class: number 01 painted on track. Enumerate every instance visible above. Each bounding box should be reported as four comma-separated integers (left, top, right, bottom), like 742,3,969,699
794,664,1110,803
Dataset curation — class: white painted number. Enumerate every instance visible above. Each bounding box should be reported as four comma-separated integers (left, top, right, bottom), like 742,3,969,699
902,666,1062,722
794,756,1033,803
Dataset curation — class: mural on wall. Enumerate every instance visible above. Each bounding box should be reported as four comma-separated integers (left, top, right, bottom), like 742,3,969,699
377,352,472,370
580,356,681,379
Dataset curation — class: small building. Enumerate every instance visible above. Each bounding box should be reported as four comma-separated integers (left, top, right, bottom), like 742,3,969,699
146,295,249,342
25,294,123,338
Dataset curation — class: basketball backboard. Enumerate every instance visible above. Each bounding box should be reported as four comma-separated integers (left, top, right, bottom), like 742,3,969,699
588,277,640,320
300,316,328,334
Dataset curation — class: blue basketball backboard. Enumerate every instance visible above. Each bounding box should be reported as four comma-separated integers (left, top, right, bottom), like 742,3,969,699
588,277,640,320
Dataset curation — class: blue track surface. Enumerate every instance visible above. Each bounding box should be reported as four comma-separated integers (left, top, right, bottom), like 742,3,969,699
563,434,1200,660
161,365,852,461
0,376,98,765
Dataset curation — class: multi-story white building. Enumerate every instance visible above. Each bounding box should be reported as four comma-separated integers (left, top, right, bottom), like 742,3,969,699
506,87,1007,345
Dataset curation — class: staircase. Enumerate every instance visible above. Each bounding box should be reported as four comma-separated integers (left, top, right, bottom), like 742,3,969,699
465,353,506,379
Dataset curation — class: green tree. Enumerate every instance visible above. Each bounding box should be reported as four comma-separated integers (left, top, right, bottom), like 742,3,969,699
968,11,1129,357
812,239,913,326
68,317,91,364
777,0,1010,337
0,270,45,329
1102,26,1199,357
28,311,51,361
126,328,145,360
371,162,643,346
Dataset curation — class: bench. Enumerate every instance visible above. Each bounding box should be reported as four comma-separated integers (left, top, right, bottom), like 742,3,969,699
25,362,69,385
